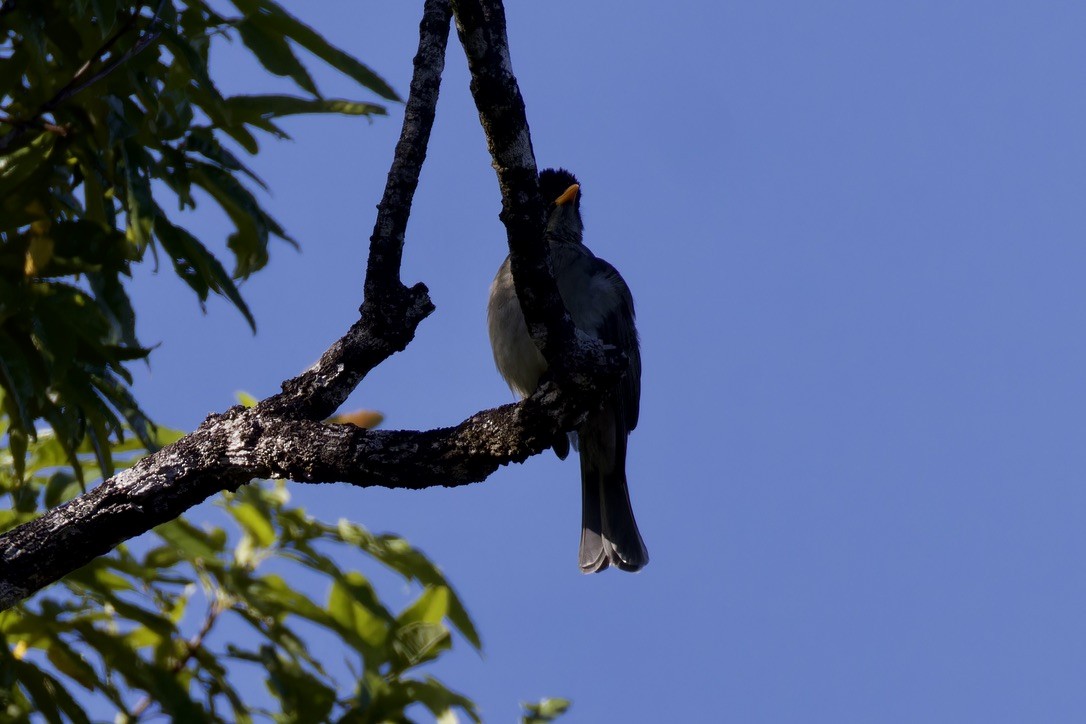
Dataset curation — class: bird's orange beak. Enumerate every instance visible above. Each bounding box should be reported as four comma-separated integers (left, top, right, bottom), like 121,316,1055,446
554,183,580,206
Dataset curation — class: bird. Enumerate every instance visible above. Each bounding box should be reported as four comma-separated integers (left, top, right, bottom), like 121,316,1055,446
487,168,649,573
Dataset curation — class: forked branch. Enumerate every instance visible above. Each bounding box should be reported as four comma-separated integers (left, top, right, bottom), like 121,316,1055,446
0,0,619,611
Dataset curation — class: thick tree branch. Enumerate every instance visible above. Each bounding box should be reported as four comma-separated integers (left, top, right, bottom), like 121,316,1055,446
243,379,614,489
0,371,617,609
0,409,254,609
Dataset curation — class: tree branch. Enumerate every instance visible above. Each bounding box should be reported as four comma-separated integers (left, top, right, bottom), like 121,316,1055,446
0,0,623,610
242,380,610,489
449,0,582,375
0,0,456,610
0,371,617,609
264,0,453,420
365,0,452,299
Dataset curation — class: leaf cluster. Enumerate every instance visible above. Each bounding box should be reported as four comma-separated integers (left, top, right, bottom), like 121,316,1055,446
0,411,483,723
0,0,395,480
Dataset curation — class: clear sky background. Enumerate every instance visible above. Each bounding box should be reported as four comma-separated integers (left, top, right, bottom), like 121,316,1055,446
123,1,1086,721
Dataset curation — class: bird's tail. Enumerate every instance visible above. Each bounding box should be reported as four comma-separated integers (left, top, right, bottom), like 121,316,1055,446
578,433,649,573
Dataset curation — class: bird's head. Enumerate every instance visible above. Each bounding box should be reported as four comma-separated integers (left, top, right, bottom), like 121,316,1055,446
540,167,583,243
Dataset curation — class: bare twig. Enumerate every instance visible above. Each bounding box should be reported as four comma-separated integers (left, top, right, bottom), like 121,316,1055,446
0,113,68,137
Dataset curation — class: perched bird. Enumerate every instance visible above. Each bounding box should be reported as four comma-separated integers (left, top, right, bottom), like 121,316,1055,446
487,168,648,573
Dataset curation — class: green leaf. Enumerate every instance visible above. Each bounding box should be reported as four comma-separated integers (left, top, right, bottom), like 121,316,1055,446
66,559,135,595
232,0,400,101
184,127,268,189
120,142,154,252
243,573,329,624
228,608,329,677
154,519,225,562
390,620,449,674
89,370,155,451
327,572,391,652
335,523,482,650
104,598,178,639
0,330,40,435
72,621,208,720
235,16,319,97
86,271,140,351
387,586,454,673
90,0,120,36
38,400,85,486
236,391,259,408
47,220,128,273
187,161,292,278
224,94,386,121
400,677,481,724
6,418,28,485
257,645,337,722
397,585,449,627
522,697,572,724
142,545,186,570
25,430,74,478
154,214,257,329
45,639,101,692
0,133,56,202
43,471,81,508
231,504,276,549
8,480,38,513
188,645,254,724
159,28,257,150
9,658,72,724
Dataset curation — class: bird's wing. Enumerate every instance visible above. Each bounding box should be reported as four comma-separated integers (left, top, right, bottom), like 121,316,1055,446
585,257,641,432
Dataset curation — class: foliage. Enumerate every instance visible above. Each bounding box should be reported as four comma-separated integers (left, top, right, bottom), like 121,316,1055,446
0,411,484,722
0,0,396,482
521,698,571,723
0,2,571,720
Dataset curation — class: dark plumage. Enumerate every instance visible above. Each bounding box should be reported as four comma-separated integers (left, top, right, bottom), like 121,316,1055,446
487,168,648,573
539,168,581,211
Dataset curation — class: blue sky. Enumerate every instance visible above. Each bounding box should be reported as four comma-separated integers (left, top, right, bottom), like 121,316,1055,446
126,1,1086,720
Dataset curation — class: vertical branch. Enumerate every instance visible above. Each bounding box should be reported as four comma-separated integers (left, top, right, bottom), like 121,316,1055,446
450,0,577,371
265,0,452,418
364,0,453,298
